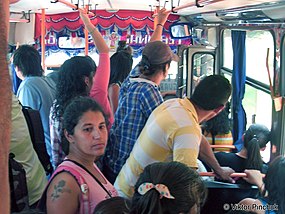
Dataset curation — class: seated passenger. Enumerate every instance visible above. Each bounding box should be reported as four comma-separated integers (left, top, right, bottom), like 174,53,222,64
202,102,233,152
239,156,285,214
38,97,118,213
130,162,207,214
215,124,271,178
10,94,48,207
114,75,235,199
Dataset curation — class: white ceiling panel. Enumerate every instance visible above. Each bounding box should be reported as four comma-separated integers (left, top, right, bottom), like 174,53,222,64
9,0,284,15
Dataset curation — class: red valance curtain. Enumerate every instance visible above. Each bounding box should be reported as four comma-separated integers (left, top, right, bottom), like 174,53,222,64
35,10,180,39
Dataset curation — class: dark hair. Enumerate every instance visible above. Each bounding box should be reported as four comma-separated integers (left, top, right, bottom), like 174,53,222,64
203,102,232,136
61,96,108,155
93,197,131,214
243,124,271,170
52,56,97,121
263,156,285,213
109,51,133,85
190,75,232,110
117,41,133,55
139,55,170,77
13,45,43,77
130,162,207,214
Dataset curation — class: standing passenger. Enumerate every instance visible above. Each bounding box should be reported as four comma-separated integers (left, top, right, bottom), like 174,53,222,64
103,8,174,183
108,50,133,114
50,10,112,169
13,44,56,163
10,94,47,208
39,97,118,214
115,75,235,198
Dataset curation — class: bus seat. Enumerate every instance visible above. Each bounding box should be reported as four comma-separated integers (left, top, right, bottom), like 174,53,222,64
201,181,259,214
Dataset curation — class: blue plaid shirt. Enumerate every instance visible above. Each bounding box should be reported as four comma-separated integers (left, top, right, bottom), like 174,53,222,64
104,66,164,174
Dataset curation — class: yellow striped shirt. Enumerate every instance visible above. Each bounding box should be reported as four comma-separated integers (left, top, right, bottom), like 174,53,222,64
114,97,202,198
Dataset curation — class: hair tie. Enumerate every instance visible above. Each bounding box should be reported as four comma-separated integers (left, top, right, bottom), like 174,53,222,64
141,55,151,71
138,182,175,199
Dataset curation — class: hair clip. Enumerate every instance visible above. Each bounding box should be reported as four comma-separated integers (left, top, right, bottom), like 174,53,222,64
138,182,175,199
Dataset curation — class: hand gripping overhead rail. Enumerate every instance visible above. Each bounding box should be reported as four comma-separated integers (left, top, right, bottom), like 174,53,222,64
50,0,95,16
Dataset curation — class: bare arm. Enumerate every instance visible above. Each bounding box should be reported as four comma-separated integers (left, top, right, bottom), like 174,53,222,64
46,172,80,214
0,0,12,213
199,135,235,183
108,84,120,114
149,7,171,42
80,10,109,53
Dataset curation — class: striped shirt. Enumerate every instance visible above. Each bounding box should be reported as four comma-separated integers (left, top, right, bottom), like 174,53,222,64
204,131,233,152
114,97,201,198
104,66,164,175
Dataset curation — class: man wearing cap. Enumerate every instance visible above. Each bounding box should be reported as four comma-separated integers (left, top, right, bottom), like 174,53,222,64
114,75,234,198
103,8,174,183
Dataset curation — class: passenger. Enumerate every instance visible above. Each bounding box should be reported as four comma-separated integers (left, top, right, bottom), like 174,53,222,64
93,196,131,214
50,10,112,169
39,97,118,213
108,49,133,114
103,7,174,183
215,124,271,176
130,162,207,214
13,44,56,163
10,94,48,208
202,102,233,152
116,40,133,55
239,156,285,214
115,75,235,199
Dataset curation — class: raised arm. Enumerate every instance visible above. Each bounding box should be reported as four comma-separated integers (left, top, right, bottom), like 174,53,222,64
80,10,109,53
149,7,171,42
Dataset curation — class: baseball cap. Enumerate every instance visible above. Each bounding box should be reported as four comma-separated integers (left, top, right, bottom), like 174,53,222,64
142,41,179,65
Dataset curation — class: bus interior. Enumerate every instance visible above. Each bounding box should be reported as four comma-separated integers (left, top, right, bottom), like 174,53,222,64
8,1,285,211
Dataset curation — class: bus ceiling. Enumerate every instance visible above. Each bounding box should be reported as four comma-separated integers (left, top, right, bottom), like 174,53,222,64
9,0,285,18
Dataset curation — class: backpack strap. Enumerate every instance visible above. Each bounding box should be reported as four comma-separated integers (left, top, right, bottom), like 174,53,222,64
38,166,91,214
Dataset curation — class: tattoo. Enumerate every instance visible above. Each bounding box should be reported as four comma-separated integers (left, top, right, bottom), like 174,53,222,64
51,180,72,201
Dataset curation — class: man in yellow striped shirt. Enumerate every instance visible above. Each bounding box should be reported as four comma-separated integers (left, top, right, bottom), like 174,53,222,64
114,75,235,198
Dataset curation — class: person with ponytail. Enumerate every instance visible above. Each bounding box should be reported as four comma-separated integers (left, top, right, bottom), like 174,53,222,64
130,162,207,214
214,124,271,182
103,8,178,184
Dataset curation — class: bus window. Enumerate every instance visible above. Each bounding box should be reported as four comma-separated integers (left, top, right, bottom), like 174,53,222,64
223,29,233,70
192,52,214,92
246,31,274,85
222,29,273,129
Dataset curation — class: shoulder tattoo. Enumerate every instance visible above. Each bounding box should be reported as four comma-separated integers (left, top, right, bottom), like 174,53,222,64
50,180,72,201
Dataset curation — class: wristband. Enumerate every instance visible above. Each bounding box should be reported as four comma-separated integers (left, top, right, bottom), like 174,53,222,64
156,23,163,27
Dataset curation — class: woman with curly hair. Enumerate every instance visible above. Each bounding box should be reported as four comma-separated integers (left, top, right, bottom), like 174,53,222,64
202,102,233,152
49,10,113,169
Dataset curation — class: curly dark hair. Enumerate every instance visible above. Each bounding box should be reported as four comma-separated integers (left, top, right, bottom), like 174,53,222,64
203,102,232,136
51,56,96,121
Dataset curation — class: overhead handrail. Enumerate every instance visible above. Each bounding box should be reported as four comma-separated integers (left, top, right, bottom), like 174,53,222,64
51,0,95,16
210,145,236,149
199,172,265,178
172,0,224,12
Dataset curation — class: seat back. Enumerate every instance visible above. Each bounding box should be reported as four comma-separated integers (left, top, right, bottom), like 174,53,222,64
201,181,259,214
